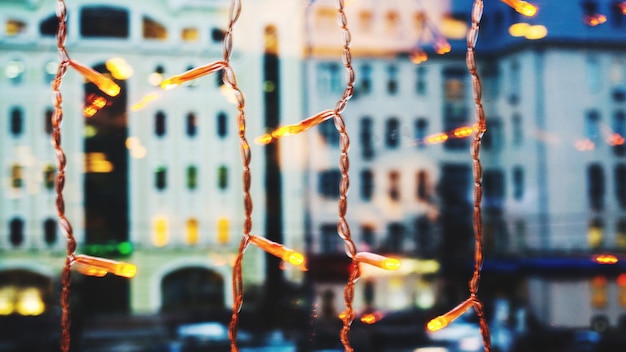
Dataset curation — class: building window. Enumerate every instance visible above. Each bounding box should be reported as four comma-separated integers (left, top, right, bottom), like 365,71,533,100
81,7,129,38
616,164,626,209
317,62,342,95
319,119,339,146
211,28,225,43
153,216,169,247
588,218,604,249
186,113,197,137
45,108,53,135
360,64,372,94
415,215,434,257
613,110,625,156
361,225,375,249
415,118,428,149
44,60,56,84
360,169,374,201
155,166,167,191
590,276,608,309
588,163,605,211
217,112,228,138
387,222,405,253
586,56,602,92
187,165,198,190
416,66,427,95
387,65,398,95
182,27,199,42
40,13,58,36
512,113,523,147
217,218,229,244
10,107,23,136
616,219,626,250
482,64,500,99
44,218,57,246
320,224,340,253
385,118,400,148
416,170,430,201
318,169,341,198
155,111,166,137
483,118,503,151
6,19,27,36
484,169,505,209
443,67,469,150
43,164,55,190
11,164,23,189
5,59,25,84
142,16,167,40
360,117,374,160
585,110,601,146
389,171,400,201
217,166,228,190
509,61,520,105
9,218,24,247
186,218,199,245
512,166,524,201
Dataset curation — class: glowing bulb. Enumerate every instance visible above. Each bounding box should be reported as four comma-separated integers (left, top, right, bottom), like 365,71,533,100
434,39,451,55
68,60,120,97
255,110,335,144
355,252,401,270
409,49,428,64
160,61,226,90
500,0,538,17
426,133,449,144
452,126,475,138
15,288,45,316
427,297,475,332
360,312,383,324
593,254,619,264
249,235,306,267
72,254,137,278
105,57,134,80
584,14,607,26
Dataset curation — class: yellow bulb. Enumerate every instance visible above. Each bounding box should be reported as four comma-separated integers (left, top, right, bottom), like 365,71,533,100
249,235,306,267
427,297,475,332
501,0,538,17
160,61,225,90
255,133,274,145
72,254,137,278
355,252,401,271
69,60,120,97
452,126,474,138
409,49,428,64
74,263,107,277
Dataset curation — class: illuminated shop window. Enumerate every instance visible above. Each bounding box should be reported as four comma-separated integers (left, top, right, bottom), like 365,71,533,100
142,16,167,40
186,218,199,245
217,218,229,244
43,164,55,190
43,218,57,246
182,27,199,42
153,216,169,247
6,19,26,36
11,164,23,189
9,218,24,247
588,218,604,249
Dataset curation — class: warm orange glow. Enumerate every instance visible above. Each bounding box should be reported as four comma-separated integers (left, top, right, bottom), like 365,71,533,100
618,273,626,286
255,110,335,144
409,49,428,64
72,254,137,278
609,133,625,146
593,254,619,265
249,235,305,267
131,92,160,111
427,297,474,332
584,14,607,26
452,126,475,138
509,22,530,37
434,39,451,55
620,2,626,15
360,311,384,325
69,60,120,97
105,57,133,80
501,0,538,17
160,61,226,90
355,252,401,271
525,25,548,40
153,217,169,247
426,133,449,144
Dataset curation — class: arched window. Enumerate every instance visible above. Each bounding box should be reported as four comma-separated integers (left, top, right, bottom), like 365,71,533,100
155,111,166,137
217,112,228,138
186,112,197,137
44,218,57,245
9,218,24,247
10,107,23,136
155,166,167,190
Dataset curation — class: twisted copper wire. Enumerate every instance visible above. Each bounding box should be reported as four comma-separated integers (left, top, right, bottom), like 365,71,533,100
53,1,76,351
466,0,492,350
222,1,253,351
330,1,358,350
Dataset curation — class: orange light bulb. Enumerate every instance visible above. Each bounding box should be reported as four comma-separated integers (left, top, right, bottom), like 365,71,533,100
160,61,226,90
68,60,120,97
72,254,137,278
355,252,401,270
249,235,306,267
427,297,475,332
501,0,538,17
255,110,335,144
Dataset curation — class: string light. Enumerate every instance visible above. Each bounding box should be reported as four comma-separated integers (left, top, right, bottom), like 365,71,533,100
500,0,538,17
427,297,475,332
354,252,401,271
71,254,137,278
248,235,305,267
255,109,335,144
68,59,121,97
160,61,226,90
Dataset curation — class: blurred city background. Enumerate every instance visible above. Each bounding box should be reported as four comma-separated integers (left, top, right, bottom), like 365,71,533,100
1,0,626,351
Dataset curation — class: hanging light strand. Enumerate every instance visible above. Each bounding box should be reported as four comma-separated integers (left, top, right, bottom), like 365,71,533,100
466,0,491,350
52,2,73,351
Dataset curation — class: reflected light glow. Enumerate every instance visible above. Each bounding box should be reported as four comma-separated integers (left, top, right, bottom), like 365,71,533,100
584,14,607,26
